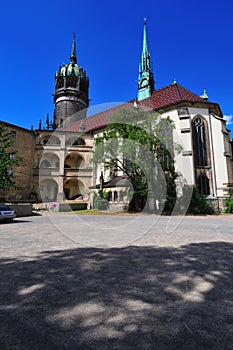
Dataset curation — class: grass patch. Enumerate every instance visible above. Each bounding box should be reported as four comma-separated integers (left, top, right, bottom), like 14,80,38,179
72,209,134,215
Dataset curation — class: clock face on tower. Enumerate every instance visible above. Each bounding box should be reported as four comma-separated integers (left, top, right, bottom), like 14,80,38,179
141,79,148,88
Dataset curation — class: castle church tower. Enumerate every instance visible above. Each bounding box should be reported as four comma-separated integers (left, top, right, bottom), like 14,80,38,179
54,34,89,128
137,19,155,101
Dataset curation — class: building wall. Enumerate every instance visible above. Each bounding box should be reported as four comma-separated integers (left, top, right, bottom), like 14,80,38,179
33,130,93,202
0,122,35,202
92,104,233,202
1,103,232,205
160,105,233,198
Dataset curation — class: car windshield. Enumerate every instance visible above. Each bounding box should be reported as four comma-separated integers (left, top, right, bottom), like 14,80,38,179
0,206,12,211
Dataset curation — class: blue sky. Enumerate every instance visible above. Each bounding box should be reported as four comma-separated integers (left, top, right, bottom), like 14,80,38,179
0,0,233,135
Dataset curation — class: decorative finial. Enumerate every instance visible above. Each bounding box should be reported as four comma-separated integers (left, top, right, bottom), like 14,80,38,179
79,121,86,132
200,88,208,100
46,114,49,130
144,17,147,25
70,33,77,64
173,78,177,84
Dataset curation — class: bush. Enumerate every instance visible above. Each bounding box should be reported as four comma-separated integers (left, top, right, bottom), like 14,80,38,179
225,194,233,213
183,186,214,215
93,190,109,210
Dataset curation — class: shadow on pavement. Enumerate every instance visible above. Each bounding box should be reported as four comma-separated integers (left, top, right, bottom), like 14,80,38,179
0,219,32,224
0,242,233,349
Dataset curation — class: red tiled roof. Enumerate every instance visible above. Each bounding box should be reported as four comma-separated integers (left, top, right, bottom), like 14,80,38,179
62,83,206,133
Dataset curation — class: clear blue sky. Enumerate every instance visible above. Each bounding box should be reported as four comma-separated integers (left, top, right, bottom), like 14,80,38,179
0,0,233,135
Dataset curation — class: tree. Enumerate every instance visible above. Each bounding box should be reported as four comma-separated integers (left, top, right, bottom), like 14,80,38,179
92,108,180,212
0,126,23,190
225,193,233,213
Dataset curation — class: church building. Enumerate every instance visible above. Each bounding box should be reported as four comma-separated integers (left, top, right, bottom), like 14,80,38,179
0,22,232,211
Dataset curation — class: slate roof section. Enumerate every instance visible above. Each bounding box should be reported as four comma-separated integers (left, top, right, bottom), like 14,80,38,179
89,175,129,189
62,83,207,133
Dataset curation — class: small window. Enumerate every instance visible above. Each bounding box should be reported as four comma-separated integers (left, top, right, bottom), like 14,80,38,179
9,153,15,160
108,191,112,201
114,191,118,202
11,131,16,139
120,191,124,201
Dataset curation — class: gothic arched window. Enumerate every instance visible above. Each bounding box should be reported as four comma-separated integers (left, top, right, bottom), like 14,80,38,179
192,117,208,166
197,175,210,196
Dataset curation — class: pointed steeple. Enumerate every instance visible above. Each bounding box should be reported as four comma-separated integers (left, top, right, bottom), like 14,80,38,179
141,18,150,71
137,18,155,101
70,33,77,64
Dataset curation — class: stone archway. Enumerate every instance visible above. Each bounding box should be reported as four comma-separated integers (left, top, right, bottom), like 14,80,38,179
40,153,60,169
63,178,85,200
40,179,58,202
64,153,85,169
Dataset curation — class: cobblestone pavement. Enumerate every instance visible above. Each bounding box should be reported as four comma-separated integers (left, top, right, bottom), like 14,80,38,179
0,214,233,349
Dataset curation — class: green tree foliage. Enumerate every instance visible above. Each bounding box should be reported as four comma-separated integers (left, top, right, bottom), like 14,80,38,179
225,193,233,213
0,126,23,190
92,108,180,212
183,186,213,215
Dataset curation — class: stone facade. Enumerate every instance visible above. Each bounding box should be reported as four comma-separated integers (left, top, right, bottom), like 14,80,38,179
32,130,93,203
0,122,35,202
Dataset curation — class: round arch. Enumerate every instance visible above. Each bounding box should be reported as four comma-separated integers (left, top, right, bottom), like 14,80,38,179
63,178,85,200
40,179,59,202
64,152,85,169
66,137,86,147
40,135,61,146
40,153,60,169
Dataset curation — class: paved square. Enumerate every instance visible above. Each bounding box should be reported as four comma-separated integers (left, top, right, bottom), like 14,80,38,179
0,214,233,349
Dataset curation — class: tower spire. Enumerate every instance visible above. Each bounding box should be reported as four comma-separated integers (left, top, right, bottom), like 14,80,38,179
70,33,77,64
137,18,155,101
142,18,149,70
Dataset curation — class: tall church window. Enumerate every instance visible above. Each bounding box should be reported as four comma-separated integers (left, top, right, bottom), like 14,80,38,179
197,175,210,196
192,117,208,166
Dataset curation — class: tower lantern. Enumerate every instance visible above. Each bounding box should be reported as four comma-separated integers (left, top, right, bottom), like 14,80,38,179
53,34,89,128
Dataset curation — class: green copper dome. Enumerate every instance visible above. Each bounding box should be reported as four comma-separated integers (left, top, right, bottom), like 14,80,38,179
57,34,84,78
59,63,80,77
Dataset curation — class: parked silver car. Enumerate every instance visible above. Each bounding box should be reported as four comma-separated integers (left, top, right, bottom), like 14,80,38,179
0,206,16,222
